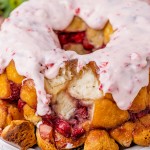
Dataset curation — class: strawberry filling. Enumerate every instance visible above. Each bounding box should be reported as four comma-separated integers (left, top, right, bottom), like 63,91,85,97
40,100,150,142
74,105,88,121
42,116,85,140
54,118,71,138
41,103,88,140
39,124,53,140
2,81,21,102
57,31,85,45
57,31,99,52
18,99,26,112
71,126,85,140
82,37,94,50
3,77,149,143
129,108,150,122
9,81,21,101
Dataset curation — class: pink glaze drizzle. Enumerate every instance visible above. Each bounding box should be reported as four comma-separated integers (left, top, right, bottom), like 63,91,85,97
0,0,150,115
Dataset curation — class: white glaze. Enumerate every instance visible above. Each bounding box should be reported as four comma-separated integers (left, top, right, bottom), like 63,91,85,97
0,0,150,115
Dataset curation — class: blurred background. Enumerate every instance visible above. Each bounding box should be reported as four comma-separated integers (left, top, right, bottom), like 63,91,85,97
0,0,27,18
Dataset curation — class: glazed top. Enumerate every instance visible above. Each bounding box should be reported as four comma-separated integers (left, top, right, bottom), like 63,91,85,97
0,0,150,115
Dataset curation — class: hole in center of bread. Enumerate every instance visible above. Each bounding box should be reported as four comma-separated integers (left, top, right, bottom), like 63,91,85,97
55,17,114,55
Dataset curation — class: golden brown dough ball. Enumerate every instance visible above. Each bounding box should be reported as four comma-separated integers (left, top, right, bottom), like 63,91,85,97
20,79,37,108
36,125,56,150
0,99,23,129
84,130,119,150
133,115,150,146
1,120,36,150
110,122,135,147
91,99,129,128
129,87,148,113
23,104,41,125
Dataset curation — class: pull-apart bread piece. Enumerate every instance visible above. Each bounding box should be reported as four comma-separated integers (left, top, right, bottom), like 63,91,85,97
0,0,150,150
1,120,36,150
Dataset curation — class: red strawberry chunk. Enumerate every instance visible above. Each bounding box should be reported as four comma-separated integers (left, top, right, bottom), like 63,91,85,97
136,109,150,118
83,38,94,50
58,33,69,45
75,106,88,121
54,118,71,138
129,108,150,122
75,8,80,14
9,81,21,101
42,114,53,120
69,118,78,126
100,44,106,49
39,124,53,140
71,126,85,139
18,99,26,111
58,32,85,46
42,114,54,126
70,32,85,43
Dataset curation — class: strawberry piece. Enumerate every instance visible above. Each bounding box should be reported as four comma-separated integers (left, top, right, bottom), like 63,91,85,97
83,38,94,50
70,32,85,43
136,109,150,118
129,108,150,122
69,118,78,126
75,8,80,14
39,124,53,140
71,126,85,140
58,30,96,52
42,114,54,127
18,99,26,111
75,106,88,121
100,44,106,49
9,81,21,101
54,118,71,138
58,33,69,45
75,104,88,123
42,114,53,120
129,112,137,122
58,32,85,45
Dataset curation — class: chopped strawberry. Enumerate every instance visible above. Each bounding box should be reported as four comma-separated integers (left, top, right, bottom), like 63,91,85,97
18,99,26,111
75,106,88,121
58,32,85,45
71,126,85,139
9,81,21,101
39,124,53,140
100,44,106,49
75,8,80,14
42,114,54,126
54,118,71,138
83,38,94,50
136,109,150,118
129,108,150,122
42,114,53,120
129,112,137,122
58,33,69,45
69,118,78,126
70,32,85,43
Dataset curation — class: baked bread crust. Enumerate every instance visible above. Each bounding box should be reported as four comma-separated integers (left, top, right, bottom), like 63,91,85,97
84,130,119,150
1,120,36,150
36,127,56,150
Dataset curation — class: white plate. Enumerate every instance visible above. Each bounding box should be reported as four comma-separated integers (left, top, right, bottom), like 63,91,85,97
0,138,39,150
0,138,149,150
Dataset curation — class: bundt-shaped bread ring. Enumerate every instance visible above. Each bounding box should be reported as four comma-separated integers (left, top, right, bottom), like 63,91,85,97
0,0,150,150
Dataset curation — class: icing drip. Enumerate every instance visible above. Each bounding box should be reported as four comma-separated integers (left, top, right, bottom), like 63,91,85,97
0,0,150,115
